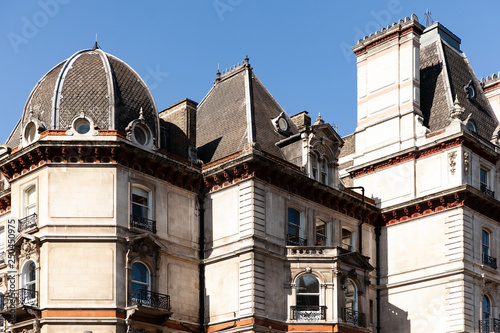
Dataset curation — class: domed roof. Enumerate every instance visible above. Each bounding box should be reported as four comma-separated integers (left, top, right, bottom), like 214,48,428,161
16,45,159,146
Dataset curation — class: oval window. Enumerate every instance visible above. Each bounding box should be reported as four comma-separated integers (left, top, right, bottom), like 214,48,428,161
134,126,148,146
74,118,90,134
24,122,37,143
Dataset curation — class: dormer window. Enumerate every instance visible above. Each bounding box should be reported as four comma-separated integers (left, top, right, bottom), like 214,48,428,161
133,125,149,146
466,119,477,133
464,80,476,100
74,118,90,134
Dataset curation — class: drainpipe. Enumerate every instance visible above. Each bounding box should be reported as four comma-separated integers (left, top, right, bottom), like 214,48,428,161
346,186,365,255
375,224,381,333
198,192,205,333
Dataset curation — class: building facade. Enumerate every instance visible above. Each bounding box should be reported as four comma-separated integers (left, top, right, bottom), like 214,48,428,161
0,14,499,333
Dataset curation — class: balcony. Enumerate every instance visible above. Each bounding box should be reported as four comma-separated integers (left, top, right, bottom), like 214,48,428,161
0,288,38,310
130,214,156,234
129,289,171,312
342,308,366,327
18,213,37,232
291,305,326,322
481,184,495,198
480,318,500,333
483,253,497,270
287,234,307,246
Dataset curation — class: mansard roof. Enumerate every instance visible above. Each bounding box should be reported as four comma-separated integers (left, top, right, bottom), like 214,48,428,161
196,58,299,164
420,22,499,139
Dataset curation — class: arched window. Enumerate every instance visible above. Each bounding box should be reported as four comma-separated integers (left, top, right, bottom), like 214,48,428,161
345,279,358,311
21,261,37,305
294,274,324,321
481,295,492,331
132,262,151,293
131,262,151,305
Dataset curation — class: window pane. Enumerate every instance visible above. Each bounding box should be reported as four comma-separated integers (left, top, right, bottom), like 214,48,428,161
297,275,319,294
483,296,490,319
315,221,326,246
288,208,299,226
296,294,319,306
480,169,487,184
132,263,149,283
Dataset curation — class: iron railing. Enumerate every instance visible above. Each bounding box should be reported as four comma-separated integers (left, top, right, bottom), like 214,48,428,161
480,318,500,332
291,305,326,321
0,288,38,310
287,234,307,246
18,213,37,232
483,253,497,270
342,308,366,327
481,184,495,198
130,214,156,234
129,289,170,311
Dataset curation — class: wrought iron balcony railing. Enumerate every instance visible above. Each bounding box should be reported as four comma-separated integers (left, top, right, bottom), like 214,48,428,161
342,308,366,327
130,214,156,234
0,288,38,310
18,213,37,232
129,289,170,312
481,184,495,198
287,234,307,246
483,253,498,270
291,305,326,321
480,318,500,333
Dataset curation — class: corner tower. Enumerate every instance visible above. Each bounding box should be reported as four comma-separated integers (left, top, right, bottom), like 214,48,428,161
352,15,425,165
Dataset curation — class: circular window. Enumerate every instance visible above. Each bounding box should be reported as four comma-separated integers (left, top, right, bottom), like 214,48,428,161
24,122,37,144
134,126,148,146
74,118,90,134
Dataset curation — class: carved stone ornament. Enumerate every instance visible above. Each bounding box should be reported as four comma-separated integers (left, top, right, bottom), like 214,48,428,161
448,151,457,175
463,151,469,173
450,95,465,121
20,239,37,260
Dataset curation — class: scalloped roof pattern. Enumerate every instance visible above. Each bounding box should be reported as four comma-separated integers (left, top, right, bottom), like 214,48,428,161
13,48,159,145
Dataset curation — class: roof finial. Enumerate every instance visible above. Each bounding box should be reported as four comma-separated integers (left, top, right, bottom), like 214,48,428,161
314,113,324,125
425,9,433,26
92,33,99,50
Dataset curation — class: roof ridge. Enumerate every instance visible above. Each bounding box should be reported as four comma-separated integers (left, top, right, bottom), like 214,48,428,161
481,72,500,86
215,56,251,83
352,14,422,50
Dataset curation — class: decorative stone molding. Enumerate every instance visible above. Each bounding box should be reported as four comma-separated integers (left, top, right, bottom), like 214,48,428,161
448,151,457,175
463,151,469,174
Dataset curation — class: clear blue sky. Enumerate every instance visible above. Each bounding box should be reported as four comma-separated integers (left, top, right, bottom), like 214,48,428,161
1,1,499,142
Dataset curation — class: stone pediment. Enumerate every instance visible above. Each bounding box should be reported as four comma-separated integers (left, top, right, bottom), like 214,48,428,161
337,250,374,272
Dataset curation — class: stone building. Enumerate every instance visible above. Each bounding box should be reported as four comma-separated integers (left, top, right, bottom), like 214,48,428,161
0,14,499,333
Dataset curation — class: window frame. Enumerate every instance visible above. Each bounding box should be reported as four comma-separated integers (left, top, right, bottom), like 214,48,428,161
315,219,327,246
344,278,358,312
287,207,305,245
24,185,37,218
131,185,152,220
295,274,321,309
21,260,37,305
342,228,355,252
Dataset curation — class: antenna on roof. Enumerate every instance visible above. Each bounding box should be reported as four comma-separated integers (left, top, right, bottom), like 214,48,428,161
425,9,433,27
